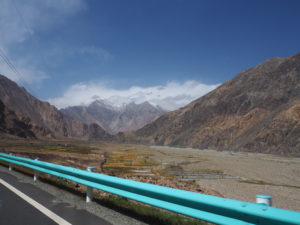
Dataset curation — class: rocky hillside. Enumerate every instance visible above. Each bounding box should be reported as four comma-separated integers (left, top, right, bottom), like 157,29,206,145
0,99,36,138
110,102,165,133
132,52,300,154
61,100,165,134
0,75,110,139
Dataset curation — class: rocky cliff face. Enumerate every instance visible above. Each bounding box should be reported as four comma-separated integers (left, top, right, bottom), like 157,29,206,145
0,75,109,139
61,100,165,134
0,99,36,138
132,53,300,154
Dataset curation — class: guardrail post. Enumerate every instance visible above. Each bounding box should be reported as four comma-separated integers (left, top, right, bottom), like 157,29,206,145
86,166,95,203
8,153,13,171
34,158,39,182
256,195,272,206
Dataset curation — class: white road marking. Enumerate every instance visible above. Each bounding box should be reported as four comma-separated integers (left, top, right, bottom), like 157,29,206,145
0,178,72,225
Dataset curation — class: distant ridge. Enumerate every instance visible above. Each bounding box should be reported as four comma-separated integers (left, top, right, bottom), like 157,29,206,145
61,100,166,134
129,52,300,154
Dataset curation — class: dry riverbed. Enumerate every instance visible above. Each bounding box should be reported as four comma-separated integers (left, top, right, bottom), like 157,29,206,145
149,146,300,211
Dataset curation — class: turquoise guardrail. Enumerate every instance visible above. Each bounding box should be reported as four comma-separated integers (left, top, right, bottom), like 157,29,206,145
0,153,299,225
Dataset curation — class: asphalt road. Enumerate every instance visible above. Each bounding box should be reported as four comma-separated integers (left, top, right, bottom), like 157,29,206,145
0,170,112,225
0,183,58,225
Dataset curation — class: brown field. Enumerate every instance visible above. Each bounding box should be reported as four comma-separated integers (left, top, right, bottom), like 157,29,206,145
0,139,299,211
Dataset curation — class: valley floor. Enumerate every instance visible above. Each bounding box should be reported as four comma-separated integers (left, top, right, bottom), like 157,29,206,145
150,146,300,211
0,138,299,211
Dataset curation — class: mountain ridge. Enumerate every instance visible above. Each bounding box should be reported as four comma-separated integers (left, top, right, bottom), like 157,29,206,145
61,100,166,134
128,52,300,154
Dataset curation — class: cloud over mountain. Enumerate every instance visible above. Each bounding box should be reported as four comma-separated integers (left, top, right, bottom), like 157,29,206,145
49,80,219,110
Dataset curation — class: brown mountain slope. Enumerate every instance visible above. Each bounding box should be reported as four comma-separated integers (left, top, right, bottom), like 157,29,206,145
0,99,36,138
132,53,300,154
0,75,110,139
110,102,165,133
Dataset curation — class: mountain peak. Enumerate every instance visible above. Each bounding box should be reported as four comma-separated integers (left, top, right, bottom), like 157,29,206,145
61,100,166,134
90,99,117,110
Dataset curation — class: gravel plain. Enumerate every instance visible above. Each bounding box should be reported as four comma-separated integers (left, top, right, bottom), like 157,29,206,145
149,146,300,211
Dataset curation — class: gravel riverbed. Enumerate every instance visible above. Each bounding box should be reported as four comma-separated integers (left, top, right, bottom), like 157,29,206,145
149,146,300,211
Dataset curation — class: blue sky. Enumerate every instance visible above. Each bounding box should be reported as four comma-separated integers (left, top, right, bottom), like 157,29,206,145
1,0,300,110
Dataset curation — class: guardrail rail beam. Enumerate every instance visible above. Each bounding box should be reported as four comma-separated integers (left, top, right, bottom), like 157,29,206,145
1,153,299,225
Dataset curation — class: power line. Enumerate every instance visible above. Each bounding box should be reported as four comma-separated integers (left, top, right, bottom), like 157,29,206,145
0,1,38,98
4,0,39,98
0,48,38,97
0,48,31,90
0,49,21,76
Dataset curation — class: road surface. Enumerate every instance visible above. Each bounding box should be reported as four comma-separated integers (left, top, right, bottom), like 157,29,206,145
0,168,131,225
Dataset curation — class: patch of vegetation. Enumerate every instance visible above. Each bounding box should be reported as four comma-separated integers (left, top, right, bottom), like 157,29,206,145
0,161,211,225
176,160,206,167
152,165,178,180
103,150,158,174
238,179,300,189
0,160,35,176
157,150,171,156
98,195,209,225
0,140,93,154
196,168,224,174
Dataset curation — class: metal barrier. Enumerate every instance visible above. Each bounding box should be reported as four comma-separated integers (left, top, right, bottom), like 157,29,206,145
0,153,299,225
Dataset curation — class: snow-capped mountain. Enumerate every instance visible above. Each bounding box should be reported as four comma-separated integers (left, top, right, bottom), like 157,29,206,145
60,100,166,134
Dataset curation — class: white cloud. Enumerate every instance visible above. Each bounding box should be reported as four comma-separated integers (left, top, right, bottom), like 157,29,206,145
48,80,219,110
0,0,86,86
